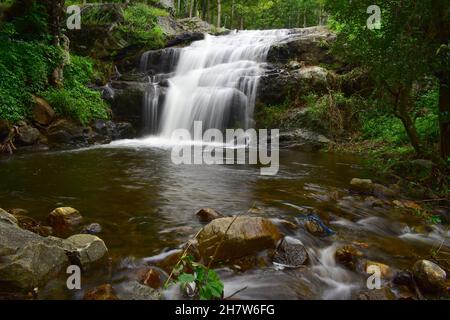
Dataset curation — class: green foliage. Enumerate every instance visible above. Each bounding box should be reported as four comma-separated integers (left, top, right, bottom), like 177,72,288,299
42,55,109,125
2,1,50,41
0,35,62,122
306,92,363,138
361,87,440,145
117,3,167,48
172,255,224,300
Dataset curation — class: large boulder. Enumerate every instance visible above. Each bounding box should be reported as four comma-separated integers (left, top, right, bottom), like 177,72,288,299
279,129,331,151
0,220,68,290
0,208,18,226
413,260,447,293
16,123,41,146
196,216,282,264
32,96,55,126
46,119,90,148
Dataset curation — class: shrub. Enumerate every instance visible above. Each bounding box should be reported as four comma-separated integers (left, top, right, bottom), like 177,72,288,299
42,55,109,125
0,33,62,122
42,85,108,126
117,3,167,48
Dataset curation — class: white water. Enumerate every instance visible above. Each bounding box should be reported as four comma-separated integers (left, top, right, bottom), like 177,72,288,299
156,30,291,138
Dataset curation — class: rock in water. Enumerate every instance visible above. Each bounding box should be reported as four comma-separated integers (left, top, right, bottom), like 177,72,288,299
32,96,55,126
84,284,118,300
81,223,102,235
196,208,224,222
48,207,83,236
196,216,282,263
413,260,447,293
63,234,108,267
138,268,166,289
350,178,374,192
335,245,363,271
365,260,392,279
273,237,309,268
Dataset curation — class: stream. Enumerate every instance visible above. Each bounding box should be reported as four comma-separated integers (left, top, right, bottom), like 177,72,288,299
0,146,448,299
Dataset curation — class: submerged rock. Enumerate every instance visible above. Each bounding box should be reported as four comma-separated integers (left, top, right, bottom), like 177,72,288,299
196,208,224,223
84,284,118,300
350,178,373,191
358,287,395,300
14,215,53,237
196,216,282,264
413,260,447,293
138,267,166,289
47,207,83,236
81,223,102,235
335,245,363,271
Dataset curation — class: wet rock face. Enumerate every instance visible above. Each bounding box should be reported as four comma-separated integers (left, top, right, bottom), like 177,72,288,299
108,81,147,133
413,260,447,293
196,216,282,264
266,27,337,66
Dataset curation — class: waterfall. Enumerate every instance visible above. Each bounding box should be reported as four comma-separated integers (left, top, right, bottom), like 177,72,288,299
142,76,161,135
137,30,291,139
158,30,291,138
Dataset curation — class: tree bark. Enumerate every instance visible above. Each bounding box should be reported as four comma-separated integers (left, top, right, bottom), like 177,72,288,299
396,90,426,157
439,79,450,160
217,0,221,28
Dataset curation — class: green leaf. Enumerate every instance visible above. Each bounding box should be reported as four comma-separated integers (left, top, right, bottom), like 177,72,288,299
178,273,195,284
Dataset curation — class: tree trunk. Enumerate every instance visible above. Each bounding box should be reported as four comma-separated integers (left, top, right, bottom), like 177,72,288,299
217,0,221,28
439,79,450,160
303,8,307,27
231,0,235,29
396,90,426,157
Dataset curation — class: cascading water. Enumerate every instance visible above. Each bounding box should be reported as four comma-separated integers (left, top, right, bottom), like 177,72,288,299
142,77,161,135
139,30,292,139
